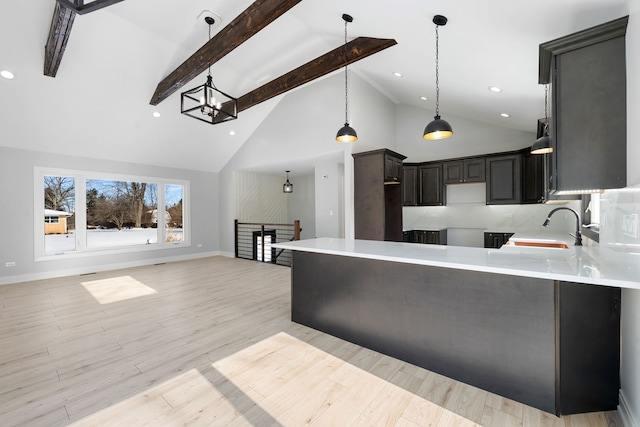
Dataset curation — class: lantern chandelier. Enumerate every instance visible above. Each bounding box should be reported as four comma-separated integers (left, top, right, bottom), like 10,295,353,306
181,16,238,125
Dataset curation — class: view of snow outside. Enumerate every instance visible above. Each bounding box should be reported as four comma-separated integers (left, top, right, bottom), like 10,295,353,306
45,228,184,253
43,176,185,255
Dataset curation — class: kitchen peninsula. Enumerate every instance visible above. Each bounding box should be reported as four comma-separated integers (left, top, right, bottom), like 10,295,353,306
274,238,637,416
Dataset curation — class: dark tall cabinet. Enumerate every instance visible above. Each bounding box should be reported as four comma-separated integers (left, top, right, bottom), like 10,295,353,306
353,149,406,241
539,16,628,193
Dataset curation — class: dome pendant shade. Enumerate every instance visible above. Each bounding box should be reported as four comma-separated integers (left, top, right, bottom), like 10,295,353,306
423,115,453,140
336,122,358,143
336,14,358,143
531,134,553,154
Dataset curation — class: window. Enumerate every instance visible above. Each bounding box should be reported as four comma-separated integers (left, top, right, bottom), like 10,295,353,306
35,168,189,260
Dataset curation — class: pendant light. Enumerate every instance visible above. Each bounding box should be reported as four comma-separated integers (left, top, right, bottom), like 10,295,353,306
283,171,293,193
531,84,553,154
181,17,238,125
423,15,453,140
336,14,358,143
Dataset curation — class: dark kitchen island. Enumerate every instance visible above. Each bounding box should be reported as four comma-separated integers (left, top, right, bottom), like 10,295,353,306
273,238,631,416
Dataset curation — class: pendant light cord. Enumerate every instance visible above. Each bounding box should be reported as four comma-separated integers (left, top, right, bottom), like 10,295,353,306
344,18,349,124
434,24,440,117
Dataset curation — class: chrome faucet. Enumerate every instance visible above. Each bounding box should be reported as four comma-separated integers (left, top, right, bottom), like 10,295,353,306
542,207,582,246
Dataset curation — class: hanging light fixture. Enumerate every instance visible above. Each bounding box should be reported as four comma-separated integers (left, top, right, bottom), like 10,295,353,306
181,17,237,125
336,13,358,143
423,15,453,140
532,84,553,154
283,171,293,193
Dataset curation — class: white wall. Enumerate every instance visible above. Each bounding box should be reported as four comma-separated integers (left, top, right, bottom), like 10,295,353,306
620,4,640,426
287,173,316,240
234,171,288,223
314,160,343,238
0,146,220,285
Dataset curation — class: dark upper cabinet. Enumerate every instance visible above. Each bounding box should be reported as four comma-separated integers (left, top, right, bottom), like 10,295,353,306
353,149,406,242
539,16,628,193
443,158,486,184
418,163,445,206
486,154,522,205
522,148,545,204
402,165,418,206
384,153,404,184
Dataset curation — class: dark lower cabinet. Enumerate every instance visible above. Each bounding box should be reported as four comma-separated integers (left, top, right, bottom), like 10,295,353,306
486,154,521,205
403,229,447,245
484,232,514,248
292,251,621,416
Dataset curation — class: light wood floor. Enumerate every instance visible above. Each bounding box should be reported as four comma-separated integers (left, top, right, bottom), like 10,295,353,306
0,256,621,427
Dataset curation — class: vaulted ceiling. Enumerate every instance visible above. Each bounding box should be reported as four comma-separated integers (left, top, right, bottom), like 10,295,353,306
0,0,631,173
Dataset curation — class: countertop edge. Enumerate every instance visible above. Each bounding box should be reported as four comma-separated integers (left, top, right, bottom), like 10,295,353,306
273,238,640,290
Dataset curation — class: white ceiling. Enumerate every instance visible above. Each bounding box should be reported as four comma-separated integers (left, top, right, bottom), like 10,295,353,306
0,0,630,174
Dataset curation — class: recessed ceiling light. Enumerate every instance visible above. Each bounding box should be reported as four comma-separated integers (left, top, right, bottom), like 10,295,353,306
393,72,403,77
152,111,161,118
420,96,428,101
1,70,15,79
500,113,510,118
229,130,236,136
489,86,502,93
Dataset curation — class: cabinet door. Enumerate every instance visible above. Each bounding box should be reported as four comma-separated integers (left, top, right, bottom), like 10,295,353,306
443,161,464,184
464,158,486,182
444,159,485,184
486,155,521,205
402,166,417,206
522,151,545,203
384,154,403,183
418,164,444,206
425,231,439,245
549,29,626,192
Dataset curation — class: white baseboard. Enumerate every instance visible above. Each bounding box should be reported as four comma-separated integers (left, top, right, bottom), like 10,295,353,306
0,251,221,286
619,390,639,427
219,251,235,258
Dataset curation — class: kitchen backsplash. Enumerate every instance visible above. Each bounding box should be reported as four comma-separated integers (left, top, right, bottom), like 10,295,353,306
599,186,640,252
403,183,581,235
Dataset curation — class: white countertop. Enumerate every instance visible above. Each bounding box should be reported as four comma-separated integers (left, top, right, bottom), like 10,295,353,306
273,237,640,290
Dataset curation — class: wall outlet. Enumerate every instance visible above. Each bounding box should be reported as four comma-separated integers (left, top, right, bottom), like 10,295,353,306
5,261,16,267
197,243,203,248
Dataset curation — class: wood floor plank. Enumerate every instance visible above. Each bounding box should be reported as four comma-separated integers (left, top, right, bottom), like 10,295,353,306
0,256,621,427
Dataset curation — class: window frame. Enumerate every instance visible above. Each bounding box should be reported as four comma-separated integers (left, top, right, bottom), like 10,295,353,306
34,167,190,261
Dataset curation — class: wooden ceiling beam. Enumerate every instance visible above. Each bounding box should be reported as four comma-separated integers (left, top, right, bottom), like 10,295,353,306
44,2,77,77
55,0,126,15
149,0,303,106
236,37,397,113
44,0,126,77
